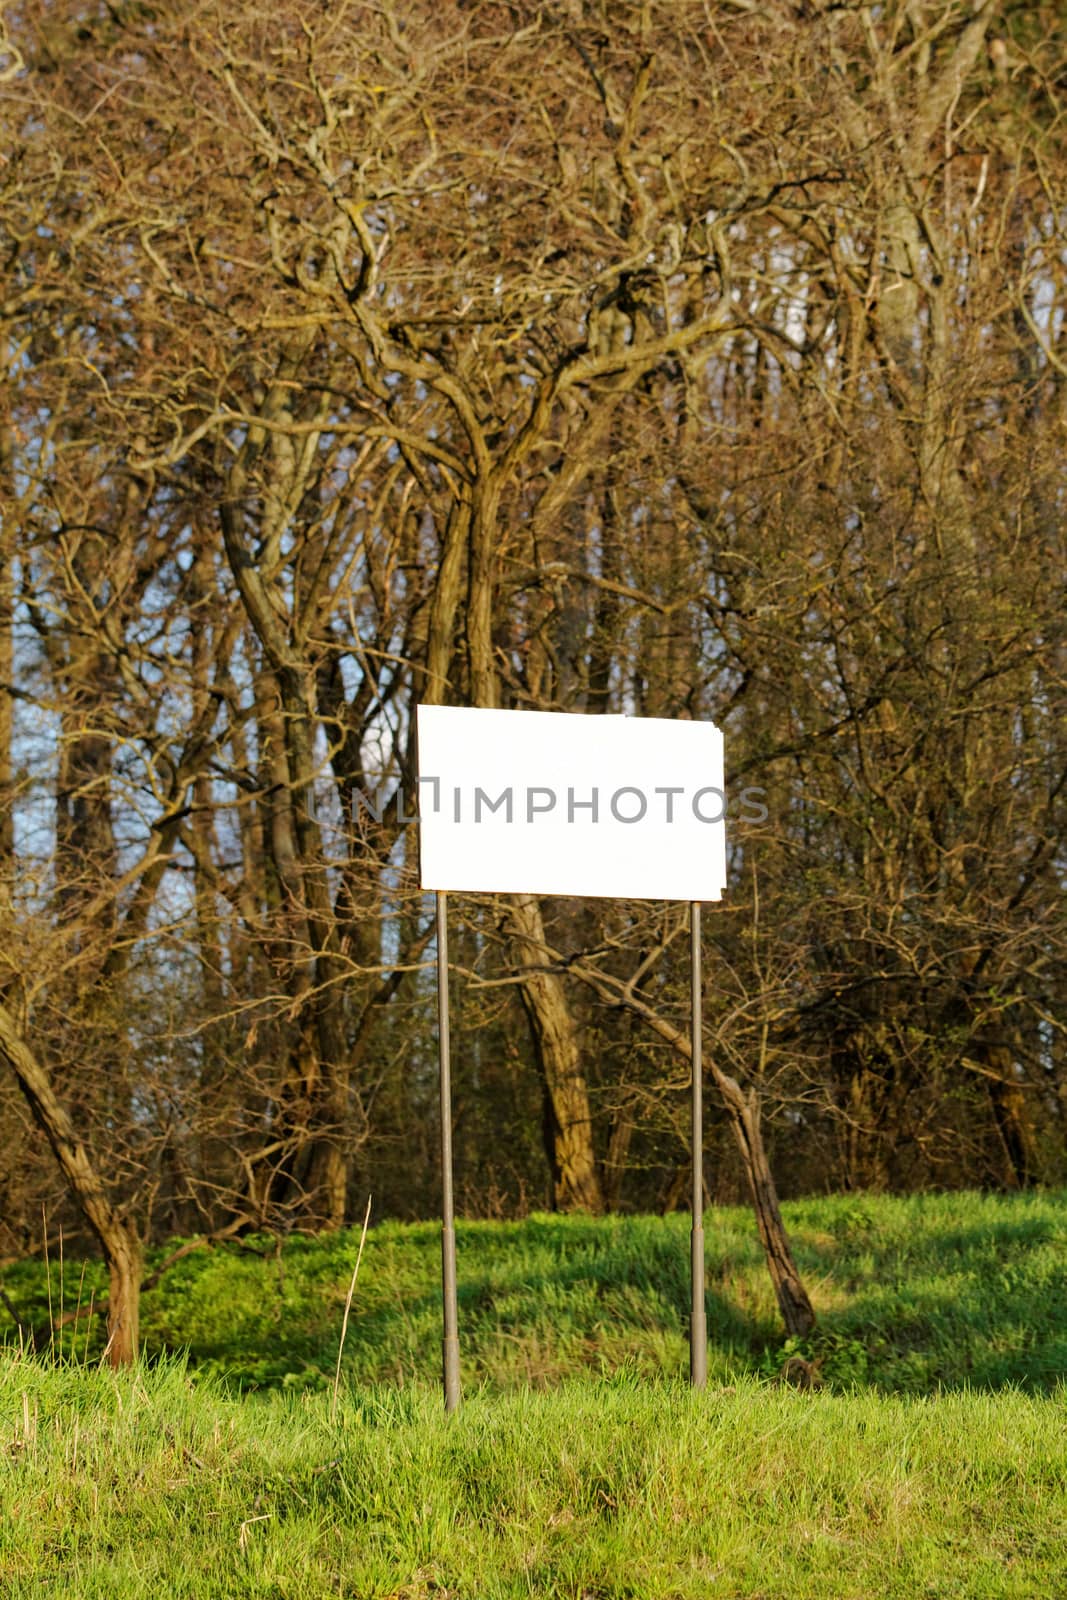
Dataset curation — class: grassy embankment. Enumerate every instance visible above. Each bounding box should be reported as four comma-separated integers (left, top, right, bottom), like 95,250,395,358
1,1190,1064,1597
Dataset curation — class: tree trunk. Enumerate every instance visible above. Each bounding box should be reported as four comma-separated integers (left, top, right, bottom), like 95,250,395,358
567,956,816,1336
105,1230,141,1365
0,1000,142,1365
711,1068,816,1338
506,894,604,1214
0,541,13,874
980,1039,1035,1190
437,490,605,1214
223,524,353,1231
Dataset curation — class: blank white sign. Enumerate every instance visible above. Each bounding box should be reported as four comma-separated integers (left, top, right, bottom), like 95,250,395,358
416,706,725,901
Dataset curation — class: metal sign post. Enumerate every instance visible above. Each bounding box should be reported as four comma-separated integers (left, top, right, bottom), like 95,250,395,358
690,900,707,1389
437,891,461,1413
417,705,727,1410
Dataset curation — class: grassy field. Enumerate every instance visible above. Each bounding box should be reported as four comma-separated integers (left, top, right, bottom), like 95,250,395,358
4,1188,1064,1393
1,1190,1065,1596
2,1358,1064,1599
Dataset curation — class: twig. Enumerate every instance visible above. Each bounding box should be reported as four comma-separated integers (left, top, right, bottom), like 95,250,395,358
83,1291,95,1363
238,1514,272,1550
42,1206,53,1359
330,1197,372,1425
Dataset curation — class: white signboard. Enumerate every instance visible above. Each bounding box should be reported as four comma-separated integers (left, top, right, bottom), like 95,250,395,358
416,706,725,901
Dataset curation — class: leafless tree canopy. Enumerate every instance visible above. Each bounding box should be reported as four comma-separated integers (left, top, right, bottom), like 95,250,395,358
1,0,1064,1354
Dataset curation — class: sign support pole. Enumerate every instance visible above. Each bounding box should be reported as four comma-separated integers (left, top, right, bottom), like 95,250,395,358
437,890,461,1412
690,900,707,1389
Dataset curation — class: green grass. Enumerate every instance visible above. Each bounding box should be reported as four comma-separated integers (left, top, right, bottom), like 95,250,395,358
1,1192,1065,1596
4,1189,1064,1393
2,1356,1065,1599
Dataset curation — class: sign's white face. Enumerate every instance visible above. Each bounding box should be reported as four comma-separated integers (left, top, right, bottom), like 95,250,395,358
416,706,726,901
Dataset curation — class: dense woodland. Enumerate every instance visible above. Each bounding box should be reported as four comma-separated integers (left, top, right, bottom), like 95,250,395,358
1,0,1065,1360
